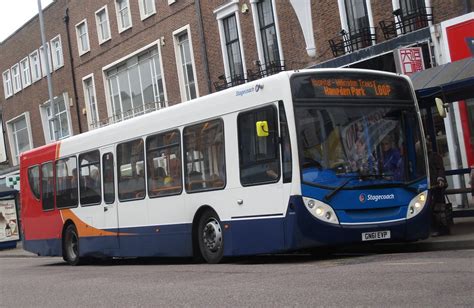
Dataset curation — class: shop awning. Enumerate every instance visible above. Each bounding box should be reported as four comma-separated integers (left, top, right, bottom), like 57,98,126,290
411,56,474,105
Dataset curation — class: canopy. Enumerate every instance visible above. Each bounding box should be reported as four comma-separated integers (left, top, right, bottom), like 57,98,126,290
0,185,18,198
411,57,474,106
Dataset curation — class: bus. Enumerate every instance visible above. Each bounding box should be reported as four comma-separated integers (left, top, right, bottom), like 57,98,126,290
20,69,431,265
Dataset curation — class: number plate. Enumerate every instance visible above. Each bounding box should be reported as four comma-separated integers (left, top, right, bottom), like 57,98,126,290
361,230,391,241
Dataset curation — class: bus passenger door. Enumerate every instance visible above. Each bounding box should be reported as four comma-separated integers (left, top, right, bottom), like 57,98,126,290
101,148,119,249
231,103,286,253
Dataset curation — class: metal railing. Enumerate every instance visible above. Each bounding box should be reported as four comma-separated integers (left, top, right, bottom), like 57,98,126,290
90,101,168,129
379,7,433,40
213,60,286,92
328,27,377,57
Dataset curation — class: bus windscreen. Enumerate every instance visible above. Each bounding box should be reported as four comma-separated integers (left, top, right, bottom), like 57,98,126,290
291,72,412,101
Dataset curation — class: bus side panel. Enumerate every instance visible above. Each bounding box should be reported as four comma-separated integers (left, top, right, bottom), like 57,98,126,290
228,218,286,256
20,143,64,256
115,224,194,257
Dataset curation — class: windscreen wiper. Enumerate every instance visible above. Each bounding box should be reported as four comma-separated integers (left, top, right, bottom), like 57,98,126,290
324,173,392,201
324,176,359,201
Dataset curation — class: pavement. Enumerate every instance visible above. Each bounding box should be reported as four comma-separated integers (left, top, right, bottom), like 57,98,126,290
1,217,473,258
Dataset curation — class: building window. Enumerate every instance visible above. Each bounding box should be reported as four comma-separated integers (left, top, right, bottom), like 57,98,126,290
115,0,132,32
50,35,64,70
105,44,166,122
75,20,90,55
40,93,72,143
184,119,225,192
223,14,244,79
20,57,31,88
400,0,426,15
255,0,281,66
173,26,198,101
95,6,111,44
11,64,22,94
29,50,42,83
2,70,13,99
344,0,369,34
82,75,99,129
6,113,33,166
39,42,53,77
139,0,156,20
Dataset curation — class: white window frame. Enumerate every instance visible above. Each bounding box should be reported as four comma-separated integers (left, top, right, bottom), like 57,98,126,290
250,0,284,68
6,112,34,166
39,42,53,77
337,0,375,46
75,19,90,56
11,64,22,94
20,57,31,88
115,0,132,33
173,25,199,102
39,93,74,143
3,70,13,99
29,50,42,83
95,5,111,44
139,0,156,20
102,40,168,122
214,1,247,80
50,35,64,70
82,74,100,130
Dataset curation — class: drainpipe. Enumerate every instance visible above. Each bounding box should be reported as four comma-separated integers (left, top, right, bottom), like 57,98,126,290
195,0,212,94
63,8,83,134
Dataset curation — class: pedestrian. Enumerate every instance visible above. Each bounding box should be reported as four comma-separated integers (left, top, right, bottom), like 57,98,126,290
428,141,452,236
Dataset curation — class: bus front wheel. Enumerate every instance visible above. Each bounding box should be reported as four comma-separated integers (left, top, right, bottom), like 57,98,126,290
63,224,82,266
197,210,224,264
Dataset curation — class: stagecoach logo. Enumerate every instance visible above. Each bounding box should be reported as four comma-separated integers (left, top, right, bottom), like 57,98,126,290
236,84,264,97
360,193,396,203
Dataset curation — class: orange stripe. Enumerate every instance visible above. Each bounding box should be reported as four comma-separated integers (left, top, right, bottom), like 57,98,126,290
60,209,125,237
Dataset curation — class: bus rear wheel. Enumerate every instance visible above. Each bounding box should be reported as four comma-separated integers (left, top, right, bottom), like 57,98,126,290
63,224,81,266
197,210,224,264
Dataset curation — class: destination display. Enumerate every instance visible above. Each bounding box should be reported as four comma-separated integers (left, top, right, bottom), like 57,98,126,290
291,73,412,101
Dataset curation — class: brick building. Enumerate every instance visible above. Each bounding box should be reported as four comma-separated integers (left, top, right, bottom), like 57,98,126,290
0,0,473,188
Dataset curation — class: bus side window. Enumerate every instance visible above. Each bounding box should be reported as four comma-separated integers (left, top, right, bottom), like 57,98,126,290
55,157,78,209
146,129,182,198
79,150,101,206
184,119,225,192
238,105,280,185
103,152,115,204
41,162,54,211
117,139,145,201
27,165,41,200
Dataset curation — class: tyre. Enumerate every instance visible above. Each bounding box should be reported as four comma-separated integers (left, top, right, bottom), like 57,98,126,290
197,210,224,264
63,224,82,266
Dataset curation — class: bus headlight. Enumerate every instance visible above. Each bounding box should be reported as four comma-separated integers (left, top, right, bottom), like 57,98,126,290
406,190,428,219
303,197,339,224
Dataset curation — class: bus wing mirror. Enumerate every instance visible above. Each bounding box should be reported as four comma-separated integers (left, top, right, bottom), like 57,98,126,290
435,97,447,119
256,121,269,137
